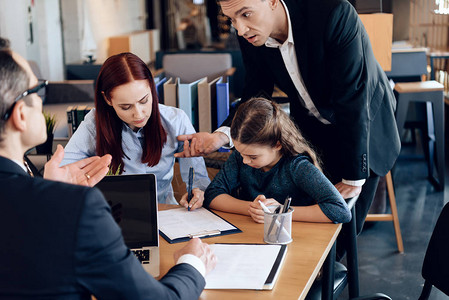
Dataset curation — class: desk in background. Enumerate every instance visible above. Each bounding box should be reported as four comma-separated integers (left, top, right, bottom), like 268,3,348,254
158,204,341,300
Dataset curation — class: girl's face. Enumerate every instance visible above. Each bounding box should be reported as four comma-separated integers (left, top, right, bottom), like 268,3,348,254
234,140,282,172
105,79,153,132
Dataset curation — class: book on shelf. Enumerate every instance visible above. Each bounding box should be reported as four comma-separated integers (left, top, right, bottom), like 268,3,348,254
198,76,220,133
216,76,229,129
163,77,178,108
66,105,74,138
178,78,201,131
66,105,93,138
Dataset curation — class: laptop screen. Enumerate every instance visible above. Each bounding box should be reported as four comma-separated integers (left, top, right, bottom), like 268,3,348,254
95,174,158,249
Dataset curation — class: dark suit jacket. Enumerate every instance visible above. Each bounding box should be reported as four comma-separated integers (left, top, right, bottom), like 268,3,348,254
422,202,449,295
0,156,204,300
224,0,400,181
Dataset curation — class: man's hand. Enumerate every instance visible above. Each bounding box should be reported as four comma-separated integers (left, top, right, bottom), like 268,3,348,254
174,237,217,275
179,188,204,211
335,182,362,199
174,132,229,158
248,195,280,223
43,144,112,187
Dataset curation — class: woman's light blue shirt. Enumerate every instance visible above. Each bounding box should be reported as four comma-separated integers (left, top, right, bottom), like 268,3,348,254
61,104,210,204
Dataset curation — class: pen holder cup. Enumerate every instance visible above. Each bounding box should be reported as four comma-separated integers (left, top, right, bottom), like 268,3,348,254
263,207,294,245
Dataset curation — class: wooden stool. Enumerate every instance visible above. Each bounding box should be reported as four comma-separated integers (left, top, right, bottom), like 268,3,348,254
366,171,404,253
394,81,445,190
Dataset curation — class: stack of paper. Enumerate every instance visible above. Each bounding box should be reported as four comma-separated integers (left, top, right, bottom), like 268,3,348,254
205,244,287,290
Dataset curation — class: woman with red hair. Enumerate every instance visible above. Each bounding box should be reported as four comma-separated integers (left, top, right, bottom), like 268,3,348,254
62,52,210,208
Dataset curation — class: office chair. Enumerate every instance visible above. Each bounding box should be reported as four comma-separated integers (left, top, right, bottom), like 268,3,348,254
306,196,392,300
418,201,449,299
159,53,235,83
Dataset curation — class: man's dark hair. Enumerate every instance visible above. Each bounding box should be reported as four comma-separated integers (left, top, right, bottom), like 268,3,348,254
0,37,29,141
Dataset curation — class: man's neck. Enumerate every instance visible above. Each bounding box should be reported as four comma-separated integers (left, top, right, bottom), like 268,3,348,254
270,0,289,43
0,135,26,162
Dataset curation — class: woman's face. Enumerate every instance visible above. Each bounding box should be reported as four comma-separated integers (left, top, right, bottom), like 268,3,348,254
106,79,153,131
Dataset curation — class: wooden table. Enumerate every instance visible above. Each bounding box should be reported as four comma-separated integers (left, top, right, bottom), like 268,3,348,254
158,205,341,300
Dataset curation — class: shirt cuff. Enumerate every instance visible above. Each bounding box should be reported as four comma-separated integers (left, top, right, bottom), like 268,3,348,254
176,254,206,278
342,178,366,187
214,126,233,148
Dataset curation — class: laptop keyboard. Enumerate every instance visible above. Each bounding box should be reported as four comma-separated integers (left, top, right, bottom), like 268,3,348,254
132,249,150,264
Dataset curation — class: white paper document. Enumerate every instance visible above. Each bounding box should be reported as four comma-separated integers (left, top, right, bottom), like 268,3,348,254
158,207,237,240
205,244,286,290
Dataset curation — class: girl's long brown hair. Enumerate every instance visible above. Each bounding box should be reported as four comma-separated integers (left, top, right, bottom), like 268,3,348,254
95,52,167,174
230,97,322,171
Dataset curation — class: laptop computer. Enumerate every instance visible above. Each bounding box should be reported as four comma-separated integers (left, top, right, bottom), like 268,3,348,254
95,174,160,277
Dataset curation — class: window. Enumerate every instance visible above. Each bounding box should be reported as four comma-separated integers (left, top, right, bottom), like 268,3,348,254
435,0,449,14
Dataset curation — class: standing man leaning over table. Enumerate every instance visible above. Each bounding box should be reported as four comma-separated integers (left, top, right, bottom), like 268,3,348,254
176,0,401,242
0,37,216,299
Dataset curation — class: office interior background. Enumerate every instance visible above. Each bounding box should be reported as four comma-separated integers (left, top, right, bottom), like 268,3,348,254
1,0,449,299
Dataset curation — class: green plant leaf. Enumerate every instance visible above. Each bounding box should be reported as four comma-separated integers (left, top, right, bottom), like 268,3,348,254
42,111,57,134
106,164,121,176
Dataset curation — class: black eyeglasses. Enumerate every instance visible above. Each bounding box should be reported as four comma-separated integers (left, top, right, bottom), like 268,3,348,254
1,79,48,121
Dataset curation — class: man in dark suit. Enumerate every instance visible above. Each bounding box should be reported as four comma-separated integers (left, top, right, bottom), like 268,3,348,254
176,0,400,236
0,38,216,299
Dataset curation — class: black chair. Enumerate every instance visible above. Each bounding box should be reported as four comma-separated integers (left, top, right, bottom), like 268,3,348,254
306,196,391,300
418,202,449,299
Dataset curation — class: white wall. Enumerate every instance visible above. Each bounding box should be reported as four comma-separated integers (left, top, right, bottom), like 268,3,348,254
36,0,64,80
0,0,30,59
1,0,147,78
60,0,83,64
0,0,64,81
61,0,146,64
87,0,146,63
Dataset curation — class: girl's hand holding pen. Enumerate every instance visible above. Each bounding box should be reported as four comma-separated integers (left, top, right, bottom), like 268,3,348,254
179,188,204,211
249,195,280,223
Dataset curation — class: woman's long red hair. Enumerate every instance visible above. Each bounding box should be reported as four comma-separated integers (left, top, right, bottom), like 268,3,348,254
95,52,167,174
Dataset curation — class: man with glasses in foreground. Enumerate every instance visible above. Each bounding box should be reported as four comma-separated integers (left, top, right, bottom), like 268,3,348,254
0,37,216,299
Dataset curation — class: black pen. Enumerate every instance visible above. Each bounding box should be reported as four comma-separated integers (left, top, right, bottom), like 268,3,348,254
267,204,282,237
187,167,194,211
282,196,291,213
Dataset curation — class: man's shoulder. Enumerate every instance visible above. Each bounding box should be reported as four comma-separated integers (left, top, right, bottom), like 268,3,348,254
286,0,351,19
26,177,99,205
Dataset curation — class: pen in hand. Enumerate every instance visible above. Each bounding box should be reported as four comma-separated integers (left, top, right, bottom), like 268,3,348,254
187,167,194,211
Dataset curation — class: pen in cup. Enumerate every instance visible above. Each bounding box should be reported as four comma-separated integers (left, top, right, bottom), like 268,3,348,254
259,200,288,238
266,204,281,237
187,167,194,211
276,196,292,241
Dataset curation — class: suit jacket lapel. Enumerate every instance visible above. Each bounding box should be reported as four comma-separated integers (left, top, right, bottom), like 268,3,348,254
0,156,29,177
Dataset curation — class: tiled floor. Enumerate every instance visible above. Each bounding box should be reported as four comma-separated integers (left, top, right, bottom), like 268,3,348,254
339,140,449,299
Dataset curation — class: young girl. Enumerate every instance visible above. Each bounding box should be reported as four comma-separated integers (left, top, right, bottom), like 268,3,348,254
204,98,351,223
62,52,210,207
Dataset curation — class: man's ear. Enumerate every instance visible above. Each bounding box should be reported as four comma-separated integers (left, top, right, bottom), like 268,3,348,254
275,141,282,151
9,101,27,132
269,0,279,10
102,91,113,106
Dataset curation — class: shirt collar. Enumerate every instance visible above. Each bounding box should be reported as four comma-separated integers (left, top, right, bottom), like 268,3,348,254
11,158,28,173
265,0,294,48
123,122,144,136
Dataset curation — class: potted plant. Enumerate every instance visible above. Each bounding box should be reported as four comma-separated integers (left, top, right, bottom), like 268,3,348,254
36,111,57,154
